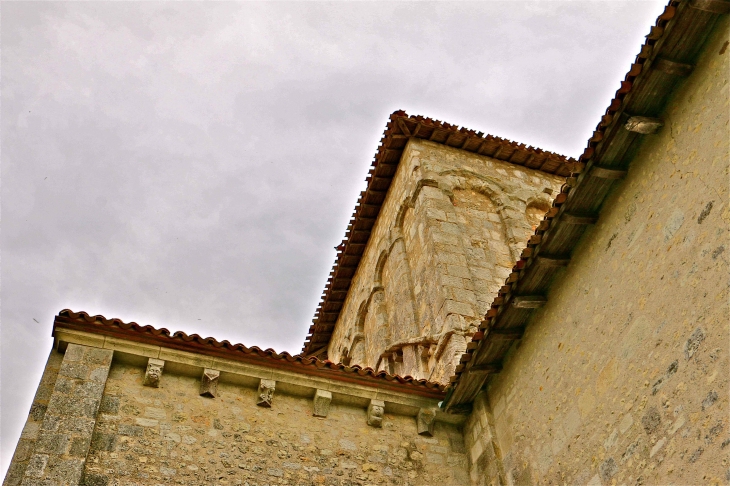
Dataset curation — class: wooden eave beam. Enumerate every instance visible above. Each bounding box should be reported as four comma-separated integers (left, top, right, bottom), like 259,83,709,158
653,57,695,77
561,212,599,225
590,165,628,180
689,0,730,14
535,254,571,267
467,362,503,374
396,118,412,137
511,296,547,309
488,327,526,341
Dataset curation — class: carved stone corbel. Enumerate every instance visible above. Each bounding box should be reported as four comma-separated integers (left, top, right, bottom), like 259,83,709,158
199,369,220,398
313,389,332,417
367,399,385,428
257,379,276,407
143,358,165,387
417,408,437,436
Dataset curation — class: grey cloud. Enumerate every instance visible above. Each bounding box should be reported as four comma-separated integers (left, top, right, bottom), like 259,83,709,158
1,0,667,476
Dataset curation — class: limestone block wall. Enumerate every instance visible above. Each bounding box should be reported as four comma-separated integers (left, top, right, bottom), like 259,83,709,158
463,392,504,485
3,351,64,486
329,139,564,383
82,361,468,485
475,18,729,485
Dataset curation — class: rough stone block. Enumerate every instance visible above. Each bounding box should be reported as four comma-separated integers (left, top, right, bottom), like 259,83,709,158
313,389,332,417
29,403,48,422
199,368,220,398
98,396,119,414
367,399,385,428
143,358,165,388
24,454,48,478
417,408,437,436
84,347,114,366
117,424,143,437
64,344,85,362
35,431,69,455
89,366,110,383
59,362,90,380
69,435,92,457
90,431,116,452
257,379,276,407
82,472,110,486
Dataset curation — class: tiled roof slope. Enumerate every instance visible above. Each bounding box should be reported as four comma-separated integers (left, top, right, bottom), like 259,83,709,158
302,112,577,357
53,310,446,399
442,0,728,412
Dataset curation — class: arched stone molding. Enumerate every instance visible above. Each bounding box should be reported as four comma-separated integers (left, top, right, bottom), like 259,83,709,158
348,334,365,366
363,288,389,368
382,238,419,345
374,250,389,286
524,195,553,231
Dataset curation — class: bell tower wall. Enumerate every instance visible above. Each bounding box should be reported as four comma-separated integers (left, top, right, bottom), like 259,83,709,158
328,139,564,383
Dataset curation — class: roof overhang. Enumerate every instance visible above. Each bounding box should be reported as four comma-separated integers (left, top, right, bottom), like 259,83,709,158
442,0,728,412
53,309,447,400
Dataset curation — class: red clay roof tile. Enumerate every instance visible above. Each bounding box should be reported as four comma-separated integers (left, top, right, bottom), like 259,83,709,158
53,309,446,399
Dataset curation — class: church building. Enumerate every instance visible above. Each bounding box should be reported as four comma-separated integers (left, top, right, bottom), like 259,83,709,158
4,1,728,485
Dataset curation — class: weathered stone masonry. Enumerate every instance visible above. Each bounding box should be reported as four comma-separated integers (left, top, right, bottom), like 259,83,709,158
4,351,64,484
477,16,730,484
5,325,468,486
18,344,113,485
327,140,564,384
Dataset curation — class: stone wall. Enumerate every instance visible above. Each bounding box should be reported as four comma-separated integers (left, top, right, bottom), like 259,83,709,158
82,361,468,485
3,344,114,486
328,139,564,383
474,17,729,485
3,350,64,485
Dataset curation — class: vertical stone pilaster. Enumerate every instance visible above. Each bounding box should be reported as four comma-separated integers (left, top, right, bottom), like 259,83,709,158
3,350,64,486
20,344,113,485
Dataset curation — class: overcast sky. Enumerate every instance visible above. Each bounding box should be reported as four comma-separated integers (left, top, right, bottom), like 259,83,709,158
1,0,667,475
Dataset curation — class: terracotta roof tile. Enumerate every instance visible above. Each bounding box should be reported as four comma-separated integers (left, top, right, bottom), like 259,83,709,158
53,309,446,399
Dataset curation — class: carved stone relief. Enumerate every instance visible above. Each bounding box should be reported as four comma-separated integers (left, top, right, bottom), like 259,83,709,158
367,399,385,428
257,379,276,407
143,358,165,388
